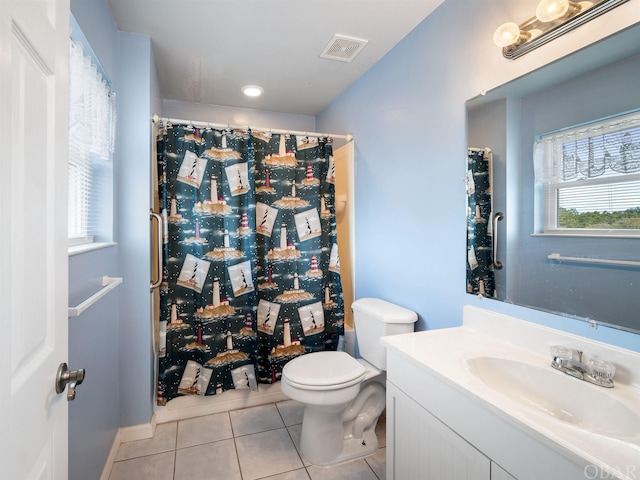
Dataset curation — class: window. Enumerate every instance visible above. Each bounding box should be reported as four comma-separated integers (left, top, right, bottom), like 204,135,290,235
68,35,116,245
534,110,640,237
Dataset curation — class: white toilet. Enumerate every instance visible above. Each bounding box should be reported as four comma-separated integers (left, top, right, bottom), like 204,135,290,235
281,298,417,466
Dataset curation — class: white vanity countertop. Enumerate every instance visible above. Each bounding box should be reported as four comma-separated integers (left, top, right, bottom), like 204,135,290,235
381,307,640,479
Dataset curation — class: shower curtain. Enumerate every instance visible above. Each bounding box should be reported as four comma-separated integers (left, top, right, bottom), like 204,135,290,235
466,148,496,298
157,123,344,404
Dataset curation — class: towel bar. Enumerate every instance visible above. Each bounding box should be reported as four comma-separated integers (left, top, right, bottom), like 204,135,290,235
547,253,640,268
68,276,123,317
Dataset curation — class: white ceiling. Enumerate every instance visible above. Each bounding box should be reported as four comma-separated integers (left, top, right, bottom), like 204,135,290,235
107,0,445,116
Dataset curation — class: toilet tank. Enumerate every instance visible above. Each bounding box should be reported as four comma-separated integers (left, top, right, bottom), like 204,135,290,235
352,298,417,370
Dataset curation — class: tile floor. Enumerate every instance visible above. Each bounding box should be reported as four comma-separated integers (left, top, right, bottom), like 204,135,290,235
108,400,386,480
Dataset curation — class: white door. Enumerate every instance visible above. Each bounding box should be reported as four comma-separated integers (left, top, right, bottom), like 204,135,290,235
0,1,70,479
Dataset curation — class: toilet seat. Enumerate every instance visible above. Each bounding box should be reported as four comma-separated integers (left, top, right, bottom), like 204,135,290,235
283,351,366,390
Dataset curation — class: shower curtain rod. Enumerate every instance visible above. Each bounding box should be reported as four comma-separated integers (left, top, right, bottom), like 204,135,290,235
152,114,353,142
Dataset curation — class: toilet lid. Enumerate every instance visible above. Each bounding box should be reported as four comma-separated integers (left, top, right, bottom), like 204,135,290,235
283,351,366,387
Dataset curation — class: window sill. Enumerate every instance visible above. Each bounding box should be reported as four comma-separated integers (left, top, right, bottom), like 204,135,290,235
68,242,117,257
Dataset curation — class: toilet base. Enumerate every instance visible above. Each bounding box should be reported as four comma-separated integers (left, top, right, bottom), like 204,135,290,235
299,403,347,466
299,405,381,466
298,381,385,466
336,427,379,464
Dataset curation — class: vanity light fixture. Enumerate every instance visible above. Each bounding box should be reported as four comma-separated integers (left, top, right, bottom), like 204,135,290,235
535,0,573,22
242,85,263,97
492,22,530,48
493,0,629,59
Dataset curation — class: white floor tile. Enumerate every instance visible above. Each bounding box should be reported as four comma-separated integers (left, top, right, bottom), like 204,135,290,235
109,451,174,480
261,469,311,480
276,400,304,426
364,447,386,480
177,412,233,448
174,439,241,480
107,401,387,480
235,427,304,480
307,458,378,480
115,422,177,461
230,403,285,437
285,424,311,467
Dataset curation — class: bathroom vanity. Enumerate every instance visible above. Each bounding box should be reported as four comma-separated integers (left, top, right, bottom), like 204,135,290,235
381,306,640,480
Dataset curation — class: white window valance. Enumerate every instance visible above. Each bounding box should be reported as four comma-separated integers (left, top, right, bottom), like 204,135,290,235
535,110,640,183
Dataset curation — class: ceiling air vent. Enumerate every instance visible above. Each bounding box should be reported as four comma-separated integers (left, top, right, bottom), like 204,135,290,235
320,34,369,63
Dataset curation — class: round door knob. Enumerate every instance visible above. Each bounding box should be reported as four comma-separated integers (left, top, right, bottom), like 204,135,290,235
55,363,86,401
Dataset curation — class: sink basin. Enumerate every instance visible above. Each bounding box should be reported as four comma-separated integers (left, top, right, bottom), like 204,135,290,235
467,356,640,439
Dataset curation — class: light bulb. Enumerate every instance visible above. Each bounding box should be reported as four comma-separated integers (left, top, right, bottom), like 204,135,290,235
536,0,570,22
493,22,521,48
242,85,263,97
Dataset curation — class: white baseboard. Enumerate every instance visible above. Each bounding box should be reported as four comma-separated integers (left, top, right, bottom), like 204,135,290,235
99,414,157,480
118,414,158,443
99,429,120,480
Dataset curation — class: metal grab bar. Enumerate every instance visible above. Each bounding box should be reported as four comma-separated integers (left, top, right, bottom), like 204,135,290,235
492,212,504,270
68,276,123,317
150,211,163,290
548,253,640,268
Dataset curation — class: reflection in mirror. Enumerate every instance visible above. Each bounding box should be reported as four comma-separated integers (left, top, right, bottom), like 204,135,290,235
466,24,640,334
466,148,496,298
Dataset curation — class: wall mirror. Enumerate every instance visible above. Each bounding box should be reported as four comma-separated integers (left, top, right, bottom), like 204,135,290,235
466,23,640,334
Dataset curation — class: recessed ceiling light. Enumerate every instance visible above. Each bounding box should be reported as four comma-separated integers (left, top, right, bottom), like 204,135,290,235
242,85,263,97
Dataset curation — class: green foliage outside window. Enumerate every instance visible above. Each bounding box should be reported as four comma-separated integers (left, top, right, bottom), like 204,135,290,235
558,207,640,229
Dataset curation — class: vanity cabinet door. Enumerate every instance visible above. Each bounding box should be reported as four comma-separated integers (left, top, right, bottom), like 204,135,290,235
492,462,517,480
387,382,491,480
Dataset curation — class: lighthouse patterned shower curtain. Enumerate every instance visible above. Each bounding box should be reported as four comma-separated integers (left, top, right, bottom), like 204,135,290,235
157,123,344,404
466,147,495,298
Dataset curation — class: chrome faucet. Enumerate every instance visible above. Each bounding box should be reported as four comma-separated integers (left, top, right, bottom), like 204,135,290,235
550,346,615,388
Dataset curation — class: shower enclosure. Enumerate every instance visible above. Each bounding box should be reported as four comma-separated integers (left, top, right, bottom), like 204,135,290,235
152,121,352,406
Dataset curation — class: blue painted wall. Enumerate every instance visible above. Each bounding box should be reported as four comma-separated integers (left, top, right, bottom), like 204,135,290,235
117,31,155,428
69,2,161,477
316,0,640,352
68,249,120,480
68,1,121,479
70,0,118,82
